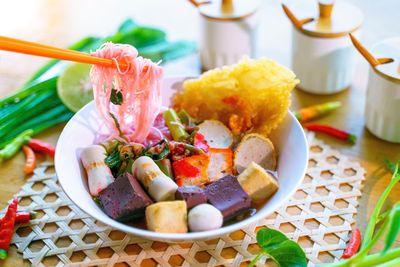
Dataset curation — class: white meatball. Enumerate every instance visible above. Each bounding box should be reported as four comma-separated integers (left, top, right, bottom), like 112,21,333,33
188,204,223,232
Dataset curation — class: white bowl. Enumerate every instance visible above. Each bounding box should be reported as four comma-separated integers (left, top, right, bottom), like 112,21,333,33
55,76,308,242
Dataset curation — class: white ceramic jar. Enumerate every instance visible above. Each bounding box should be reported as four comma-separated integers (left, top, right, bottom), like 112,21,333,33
283,1,363,94
364,38,400,143
190,0,260,70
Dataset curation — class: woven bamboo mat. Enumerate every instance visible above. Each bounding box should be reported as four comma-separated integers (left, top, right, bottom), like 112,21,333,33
2,133,365,267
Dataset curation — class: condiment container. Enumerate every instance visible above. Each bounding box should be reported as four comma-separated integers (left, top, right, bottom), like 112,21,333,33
350,35,400,143
282,1,363,94
189,0,261,70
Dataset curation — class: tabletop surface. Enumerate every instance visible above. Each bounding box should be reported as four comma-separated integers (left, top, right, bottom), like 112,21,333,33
1,0,400,266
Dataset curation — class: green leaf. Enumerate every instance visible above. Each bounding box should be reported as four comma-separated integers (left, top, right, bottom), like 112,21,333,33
104,144,122,177
257,227,289,249
254,228,307,267
384,203,400,253
266,240,308,267
142,139,170,161
110,89,123,105
117,19,137,34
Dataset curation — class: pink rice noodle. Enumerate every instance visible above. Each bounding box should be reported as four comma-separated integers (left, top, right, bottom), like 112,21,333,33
90,42,164,144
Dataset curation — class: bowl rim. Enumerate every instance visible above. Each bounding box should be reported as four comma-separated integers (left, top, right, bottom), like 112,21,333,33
55,77,309,241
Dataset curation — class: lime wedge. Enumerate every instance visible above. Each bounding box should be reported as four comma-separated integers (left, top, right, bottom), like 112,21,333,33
57,63,93,112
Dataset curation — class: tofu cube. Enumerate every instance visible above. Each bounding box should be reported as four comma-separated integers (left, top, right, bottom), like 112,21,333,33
98,173,153,222
145,201,188,233
237,162,279,201
207,148,233,182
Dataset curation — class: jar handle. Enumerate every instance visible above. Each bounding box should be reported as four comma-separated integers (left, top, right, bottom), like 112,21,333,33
282,4,314,29
318,1,334,19
187,0,211,7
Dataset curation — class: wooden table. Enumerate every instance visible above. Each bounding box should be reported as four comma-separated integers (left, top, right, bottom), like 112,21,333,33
1,0,399,266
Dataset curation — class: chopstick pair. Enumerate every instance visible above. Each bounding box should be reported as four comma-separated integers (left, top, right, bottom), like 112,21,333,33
0,35,127,69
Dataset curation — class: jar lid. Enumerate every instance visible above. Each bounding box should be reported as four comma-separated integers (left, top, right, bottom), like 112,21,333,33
285,0,363,38
372,38,400,82
198,0,260,21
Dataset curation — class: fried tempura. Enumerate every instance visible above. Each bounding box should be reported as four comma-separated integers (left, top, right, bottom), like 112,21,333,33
172,58,299,136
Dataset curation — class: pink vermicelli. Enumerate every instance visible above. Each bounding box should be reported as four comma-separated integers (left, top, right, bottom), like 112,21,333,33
90,43,163,143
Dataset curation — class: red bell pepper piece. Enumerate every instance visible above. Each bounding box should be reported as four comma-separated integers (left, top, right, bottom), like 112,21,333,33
0,198,18,260
341,228,361,259
193,132,209,153
28,139,55,158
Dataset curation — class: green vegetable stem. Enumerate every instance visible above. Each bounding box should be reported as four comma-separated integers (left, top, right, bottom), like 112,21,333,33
163,109,189,142
325,162,400,267
155,158,173,178
0,129,33,160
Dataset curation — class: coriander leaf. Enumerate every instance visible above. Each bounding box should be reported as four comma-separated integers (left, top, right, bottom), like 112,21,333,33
104,145,121,177
142,139,170,161
384,202,400,253
250,228,307,267
110,89,123,105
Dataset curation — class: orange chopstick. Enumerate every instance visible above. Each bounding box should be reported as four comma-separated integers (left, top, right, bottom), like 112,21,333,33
0,36,127,69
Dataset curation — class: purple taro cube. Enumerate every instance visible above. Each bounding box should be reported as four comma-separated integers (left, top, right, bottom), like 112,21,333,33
99,173,153,222
204,175,251,219
175,185,207,209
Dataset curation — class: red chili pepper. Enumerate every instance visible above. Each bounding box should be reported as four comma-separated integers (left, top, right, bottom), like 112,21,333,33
22,145,36,175
193,132,209,153
304,124,357,144
28,139,55,158
0,211,36,225
0,198,18,260
341,228,361,259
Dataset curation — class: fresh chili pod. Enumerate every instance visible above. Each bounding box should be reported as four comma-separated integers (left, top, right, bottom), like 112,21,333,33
28,139,56,158
341,228,361,259
0,211,36,225
0,129,33,160
22,145,36,175
304,124,357,144
294,101,341,123
0,198,18,260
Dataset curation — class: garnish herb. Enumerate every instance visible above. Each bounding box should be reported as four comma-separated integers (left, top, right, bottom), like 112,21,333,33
104,144,122,177
324,162,400,267
142,139,170,161
249,228,307,267
0,129,32,160
110,89,123,105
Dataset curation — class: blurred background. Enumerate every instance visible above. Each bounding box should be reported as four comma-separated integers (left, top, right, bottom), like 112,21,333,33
0,0,399,96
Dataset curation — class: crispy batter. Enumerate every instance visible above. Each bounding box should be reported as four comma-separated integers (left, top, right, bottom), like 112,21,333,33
173,58,299,136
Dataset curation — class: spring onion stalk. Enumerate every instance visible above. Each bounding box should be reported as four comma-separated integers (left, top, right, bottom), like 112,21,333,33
164,109,189,141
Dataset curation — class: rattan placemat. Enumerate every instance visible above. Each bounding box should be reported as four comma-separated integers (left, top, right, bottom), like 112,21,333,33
2,133,365,267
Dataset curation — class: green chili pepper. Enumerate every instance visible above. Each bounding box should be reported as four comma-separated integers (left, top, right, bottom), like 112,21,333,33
0,129,33,160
